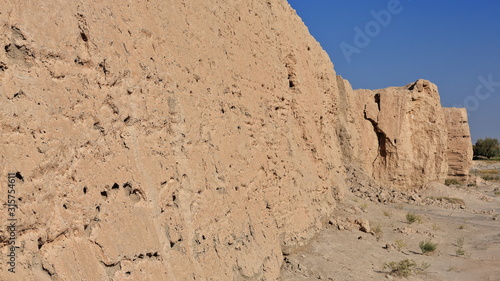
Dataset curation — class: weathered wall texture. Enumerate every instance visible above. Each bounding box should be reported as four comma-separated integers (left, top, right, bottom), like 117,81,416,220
443,108,474,180
0,0,472,280
0,1,347,280
339,78,450,189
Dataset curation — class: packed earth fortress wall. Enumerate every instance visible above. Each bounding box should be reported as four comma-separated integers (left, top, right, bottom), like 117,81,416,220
0,1,472,280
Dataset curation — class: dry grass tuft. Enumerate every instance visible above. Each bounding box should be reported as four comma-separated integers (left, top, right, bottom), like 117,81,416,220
384,259,429,277
406,212,422,224
419,240,437,254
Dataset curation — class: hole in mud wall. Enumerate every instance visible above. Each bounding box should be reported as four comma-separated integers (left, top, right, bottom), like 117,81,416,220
146,252,159,258
13,90,26,99
15,171,24,181
130,189,142,202
38,238,44,249
74,57,84,65
123,182,133,195
377,132,387,158
284,54,298,89
374,93,381,110
167,192,179,208
80,32,88,42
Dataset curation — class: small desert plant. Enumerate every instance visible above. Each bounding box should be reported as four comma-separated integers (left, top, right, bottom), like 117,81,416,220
383,211,392,218
478,169,500,175
447,266,457,272
420,262,431,270
445,179,460,186
359,203,368,212
394,239,407,251
419,240,437,254
384,259,416,277
432,224,441,231
455,237,466,256
406,212,422,224
440,197,465,205
384,259,429,277
482,175,499,181
372,224,383,241
458,224,465,229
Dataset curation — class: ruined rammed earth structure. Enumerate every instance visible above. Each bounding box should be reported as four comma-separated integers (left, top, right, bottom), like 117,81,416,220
0,1,472,279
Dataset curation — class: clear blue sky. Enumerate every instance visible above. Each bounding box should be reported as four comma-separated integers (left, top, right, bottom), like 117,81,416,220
288,0,500,143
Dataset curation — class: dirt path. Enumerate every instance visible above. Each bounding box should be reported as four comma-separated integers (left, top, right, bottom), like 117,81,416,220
282,162,500,280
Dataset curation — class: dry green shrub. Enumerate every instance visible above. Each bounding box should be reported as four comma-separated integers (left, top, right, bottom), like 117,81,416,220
394,239,406,251
406,212,422,224
482,175,500,181
445,179,460,186
359,203,368,212
419,240,437,254
384,259,429,277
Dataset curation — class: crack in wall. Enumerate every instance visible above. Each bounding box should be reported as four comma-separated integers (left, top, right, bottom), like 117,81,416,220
363,95,394,178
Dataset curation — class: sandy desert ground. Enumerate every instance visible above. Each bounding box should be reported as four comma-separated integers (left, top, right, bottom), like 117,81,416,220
282,161,500,281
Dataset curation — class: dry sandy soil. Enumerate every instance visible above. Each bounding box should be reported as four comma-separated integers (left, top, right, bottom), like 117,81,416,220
282,161,500,281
